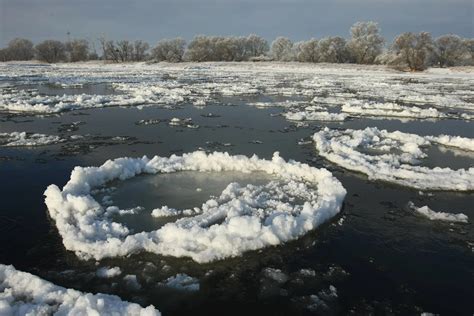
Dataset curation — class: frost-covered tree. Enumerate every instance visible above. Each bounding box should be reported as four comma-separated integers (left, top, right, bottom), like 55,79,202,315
347,21,384,64
65,39,89,62
6,38,34,60
294,39,319,62
35,40,66,63
433,34,469,67
185,36,215,61
271,37,294,61
245,34,269,57
463,38,474,65
151,38,186,62
389,32,434,71
317,36,349,63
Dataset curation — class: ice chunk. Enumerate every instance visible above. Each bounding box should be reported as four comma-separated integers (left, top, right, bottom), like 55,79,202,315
0,264,160,315
313,127,474,191
160,274,199,291
408,202,468,223
44,151,346,263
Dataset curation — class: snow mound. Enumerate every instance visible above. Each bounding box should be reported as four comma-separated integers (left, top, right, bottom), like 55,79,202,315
0,264,160,315
0,132,63,147
44,151,346,263
408,202,468,223
313,127,474,191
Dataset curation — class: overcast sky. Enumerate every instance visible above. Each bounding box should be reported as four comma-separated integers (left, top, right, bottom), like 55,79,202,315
1,0,473,47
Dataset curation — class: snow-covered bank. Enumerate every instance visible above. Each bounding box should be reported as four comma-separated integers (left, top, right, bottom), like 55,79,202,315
313,127,474,191
0,264,160,315
44,151,346,263
0,131,63,147
408,202,469,223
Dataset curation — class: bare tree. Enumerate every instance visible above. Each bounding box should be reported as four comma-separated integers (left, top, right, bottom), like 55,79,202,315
347,21,384,64
389,32,434,71
185,35,265,62
317,37,349,63
35,40,66,63
271,37,294,61
6,38,34,60
132,40,150,61
433,34,469,67
65,39,89,62
151,38,186,62
0,48,12,62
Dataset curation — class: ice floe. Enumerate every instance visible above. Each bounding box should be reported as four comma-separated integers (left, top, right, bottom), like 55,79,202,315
44,151,346,263
0,264,160,315
160,274,200,291
313,127,474,191
408,202,468,223
0,131,63,147
96,266,122,278
1,62,472,121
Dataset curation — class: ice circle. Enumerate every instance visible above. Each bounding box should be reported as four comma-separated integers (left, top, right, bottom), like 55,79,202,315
313,127,474,191
44,151,346,263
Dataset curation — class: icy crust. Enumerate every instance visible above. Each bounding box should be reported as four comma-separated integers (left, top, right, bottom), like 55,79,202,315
408,202,469,223
44,151,346,263
0,131,63,147
313,127,474,191
341,101,447,119
0,264,160,315
1,62,473,120
284,105,347,122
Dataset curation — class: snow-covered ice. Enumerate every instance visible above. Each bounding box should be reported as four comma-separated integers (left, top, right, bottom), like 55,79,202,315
0,131,63,147
44,151,346,263
313,127,474,191
408,202,469,223
1,62,472,121
0,264,160,315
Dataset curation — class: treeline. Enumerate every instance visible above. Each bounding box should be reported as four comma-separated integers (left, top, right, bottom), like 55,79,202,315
1,22,473,71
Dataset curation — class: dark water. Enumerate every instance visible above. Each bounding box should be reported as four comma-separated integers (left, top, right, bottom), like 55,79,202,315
0,88,473,315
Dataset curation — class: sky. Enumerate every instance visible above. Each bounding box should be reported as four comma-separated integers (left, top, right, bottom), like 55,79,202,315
1,0,473,47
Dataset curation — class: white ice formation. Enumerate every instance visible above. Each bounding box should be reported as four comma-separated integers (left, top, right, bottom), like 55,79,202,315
313,127,474,191
0,264,160,315
0,132,63,147
408,202,469,223
44,151,346,263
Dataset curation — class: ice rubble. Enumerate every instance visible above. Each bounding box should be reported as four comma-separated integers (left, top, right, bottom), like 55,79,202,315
0,131,63,147
0,264,160,315
1,62,473,119
96,266,122,278
408,202,469,223
340,101,447,119
313,127,474,191
44,151,346,263
160,274,200,291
